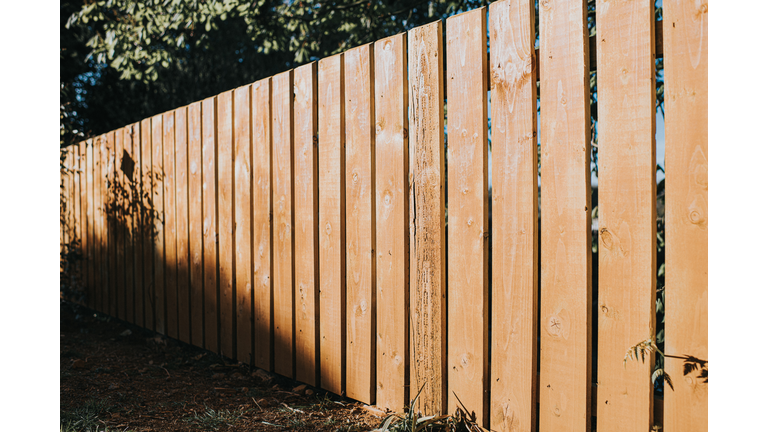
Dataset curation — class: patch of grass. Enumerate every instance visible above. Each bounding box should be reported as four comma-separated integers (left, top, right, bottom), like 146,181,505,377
183,406,250,431
60,399,116,432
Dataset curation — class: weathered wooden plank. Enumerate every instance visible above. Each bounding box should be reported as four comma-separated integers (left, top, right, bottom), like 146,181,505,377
318,53,346,396
374,33,409,412
92,136,104,312
114,131,126,320
188,102,205,347
202,97,219,351
293,63,320,385
176,108,191,344
272,71,295,377
539,0,593,430
218,91,236,359
344,43,376,405
124,126,137,324
129,126,143,324
141,118,154,330
105,133,117,317
446,8,489,424
489,1,539,430
73,143,82,302
86,139,96,308
100,137,112,315
252,78,273,370
151,114,166,335
163,111,179,338
79,140,90,306
663,2,708,431
596,0,657,430
234,85,253,363
407,20,446,416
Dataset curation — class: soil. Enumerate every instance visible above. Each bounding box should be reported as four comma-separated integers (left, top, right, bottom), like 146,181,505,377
60,300,385,431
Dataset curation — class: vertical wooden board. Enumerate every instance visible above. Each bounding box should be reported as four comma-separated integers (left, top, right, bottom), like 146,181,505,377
202,97,219,351
86,139,96,308
446,8,489,424
489,1,539,430
596,0,656,430
100,136,112,315
124,127,136,324
164,111,179,339
79,140,89,306
130,124,144,327
176,108,191,344
664,3,708,431
188,103,205,347
374,33,409,412
272,71,295,378
152,114,166,335
539,0,593,430
92,136,103,312
73,143,82,296
344,44,376,405
141,118,154,330
217,92,236,359
294,63,319,385
408,21,446,416
234,85,253,363
106,133,117,317
252,79,273,370
318,54,346,395
114,131,126,321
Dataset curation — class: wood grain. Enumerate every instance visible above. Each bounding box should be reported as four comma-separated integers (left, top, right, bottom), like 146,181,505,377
344,43,376,405
596,0,657,430
92,135,104,312
188,102,205,347
124,127,136,324
252,78,273,371
217,91,236,359
293,63,320,385
663,2,708,431
234,85,253,363
151,114,166,335
374,33,409,412
318,53,346,395
407,20,446,416
141,118,154,330
446,8,489,424
86,139,95,308
272,71,295,377
114,132,126,321
176,108,191,344
101,136,112,315
489,1,539,430
202,97,219,352
80,140,89,307
163,111,179,339
539,0,593,430
105,133,117,316
130,124,144,326
73,142,82,305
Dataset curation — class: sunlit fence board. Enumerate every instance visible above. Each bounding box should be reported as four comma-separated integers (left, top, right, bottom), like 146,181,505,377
217,92,236,359
100,137,111,315
596,0,657,430
446,8,489,424
489,1,539,431
202,97,219,352
106,133,117,317
175,108,191,344
124,126,137,324
163,111,179,339
293,63,320,385
114,131,126,321
252,79,273,370
539,0,593,430
73,143,82,300
664,3,708,431
272,71,295,377
407,20,446,416
234,85,253,363
140,118,154,330
86,139,95,308
318,53,346,395
91,136,102,312
374,33,409,412
187,102,205,348
129,125,143,325
151,114,166,335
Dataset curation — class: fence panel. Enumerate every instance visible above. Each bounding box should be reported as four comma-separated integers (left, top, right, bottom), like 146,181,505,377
664,2,708,431
596,0,657,430
272,71,295,378
175,109,191,344
318,53,346,396
234,85,253,363
187,102,204,348
294,63,320,385
374,32,409,412
539,0,593,430
202,97,219,351
446,7,489,425
252,79,273,371
407,20,446,416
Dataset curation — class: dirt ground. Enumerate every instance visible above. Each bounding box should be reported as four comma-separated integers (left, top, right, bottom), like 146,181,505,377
60,300,385,431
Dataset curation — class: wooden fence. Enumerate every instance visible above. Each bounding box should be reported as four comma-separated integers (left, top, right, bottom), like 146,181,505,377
59,1,707,431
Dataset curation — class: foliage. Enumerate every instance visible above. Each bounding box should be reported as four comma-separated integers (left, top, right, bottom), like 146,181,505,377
373,386,486,432
182,406,251,430
60,399,117,432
